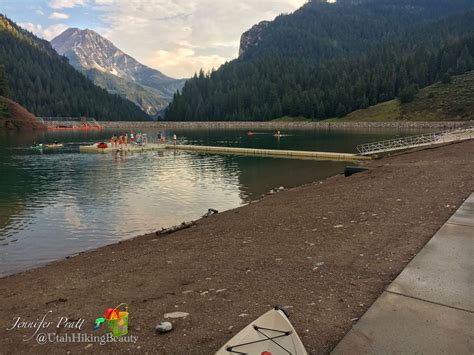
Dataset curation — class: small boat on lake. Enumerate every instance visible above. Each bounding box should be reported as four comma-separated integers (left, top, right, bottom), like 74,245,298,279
30,143,43,150
45,143,64,148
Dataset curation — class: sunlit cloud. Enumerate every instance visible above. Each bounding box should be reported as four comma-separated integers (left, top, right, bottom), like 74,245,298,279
20,22,69,40
14,0,307,77
49,12,70,20
150,47,228,78
48,0,87,9
93,0,307,78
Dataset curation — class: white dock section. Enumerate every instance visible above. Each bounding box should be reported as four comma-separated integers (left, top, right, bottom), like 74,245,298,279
169,144,372,161
357,127,473,155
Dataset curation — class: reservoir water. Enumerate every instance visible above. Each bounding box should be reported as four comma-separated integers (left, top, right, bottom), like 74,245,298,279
0,127,425,276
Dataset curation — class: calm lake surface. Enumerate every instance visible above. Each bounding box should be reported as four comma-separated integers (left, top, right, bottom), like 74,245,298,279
0,127,427,276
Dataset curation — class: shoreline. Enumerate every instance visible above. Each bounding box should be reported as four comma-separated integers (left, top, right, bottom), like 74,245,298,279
98,120,473,130
0,140,472,353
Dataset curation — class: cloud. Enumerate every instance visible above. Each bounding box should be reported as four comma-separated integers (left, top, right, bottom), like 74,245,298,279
19,22,69,40
92,0,307,77
150,47,228,78
48,0,87,9
49,12,70,20
36,9,45,16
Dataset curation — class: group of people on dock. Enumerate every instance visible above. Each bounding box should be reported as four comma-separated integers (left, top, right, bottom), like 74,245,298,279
157,131,178,145
110,131,145,148
110,130,177,148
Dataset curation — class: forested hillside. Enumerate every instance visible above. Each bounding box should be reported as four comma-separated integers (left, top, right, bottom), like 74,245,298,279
0,65,9,118
165,0,474,121
327,70,474,122
0,15,149,121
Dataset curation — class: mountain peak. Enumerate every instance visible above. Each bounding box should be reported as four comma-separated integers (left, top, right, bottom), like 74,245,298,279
52,27,146,77
50,27,185,116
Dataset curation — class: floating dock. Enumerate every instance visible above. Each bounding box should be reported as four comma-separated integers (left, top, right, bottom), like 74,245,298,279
79,143,371,161
79,144,166,154
169,144,371,161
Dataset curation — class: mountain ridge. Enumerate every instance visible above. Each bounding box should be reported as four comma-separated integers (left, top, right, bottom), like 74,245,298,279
0,15,150,121
51,28,185,117
165,0,474,121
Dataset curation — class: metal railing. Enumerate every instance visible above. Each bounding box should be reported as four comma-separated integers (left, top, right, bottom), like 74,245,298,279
357,127,474,155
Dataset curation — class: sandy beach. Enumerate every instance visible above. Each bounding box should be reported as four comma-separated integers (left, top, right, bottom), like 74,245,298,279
0,140,472,354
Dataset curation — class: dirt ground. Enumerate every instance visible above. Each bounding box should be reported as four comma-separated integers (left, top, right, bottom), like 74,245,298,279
0,140,472,355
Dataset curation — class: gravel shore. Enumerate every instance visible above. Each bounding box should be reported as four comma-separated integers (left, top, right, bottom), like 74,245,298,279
0,140,472,354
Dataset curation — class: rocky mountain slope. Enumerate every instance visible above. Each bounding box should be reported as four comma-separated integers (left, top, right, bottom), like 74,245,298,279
51,28,185,117
239,21,269,58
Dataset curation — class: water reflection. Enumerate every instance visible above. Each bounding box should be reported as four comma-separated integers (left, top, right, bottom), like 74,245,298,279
0,127,428,276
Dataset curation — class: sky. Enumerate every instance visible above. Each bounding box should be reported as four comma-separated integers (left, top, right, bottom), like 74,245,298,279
1,0,309,78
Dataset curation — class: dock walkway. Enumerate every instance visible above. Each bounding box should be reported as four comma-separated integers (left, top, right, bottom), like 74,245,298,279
169,144,371,161
79,143,371,161
331,193,474,354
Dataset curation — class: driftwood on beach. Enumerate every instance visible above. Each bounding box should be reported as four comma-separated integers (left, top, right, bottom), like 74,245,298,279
155,209,219,237
156,221,197,236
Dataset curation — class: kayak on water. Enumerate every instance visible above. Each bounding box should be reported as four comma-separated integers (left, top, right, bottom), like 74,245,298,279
216,306,307,355
30,143,43,149
45,144,64,148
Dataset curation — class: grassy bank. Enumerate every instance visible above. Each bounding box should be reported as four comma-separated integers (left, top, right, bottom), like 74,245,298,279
282,71,474,123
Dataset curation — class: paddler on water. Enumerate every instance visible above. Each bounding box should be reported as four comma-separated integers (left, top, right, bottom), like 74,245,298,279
274,130,282,137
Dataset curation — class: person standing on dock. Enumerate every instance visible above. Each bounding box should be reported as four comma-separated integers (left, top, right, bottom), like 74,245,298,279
173,133,177,145
158,131,162,144
124,133,128,147
114,134,118,148
110,134,115,148
118,135,123,148
130,131,135,144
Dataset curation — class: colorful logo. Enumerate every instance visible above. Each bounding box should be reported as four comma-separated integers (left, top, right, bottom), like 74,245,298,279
95,303,129,337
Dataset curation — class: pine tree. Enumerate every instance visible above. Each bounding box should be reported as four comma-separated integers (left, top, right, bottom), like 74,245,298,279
0,64,9,98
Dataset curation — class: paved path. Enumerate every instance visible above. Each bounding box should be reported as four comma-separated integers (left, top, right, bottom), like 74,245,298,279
331,193,474,355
